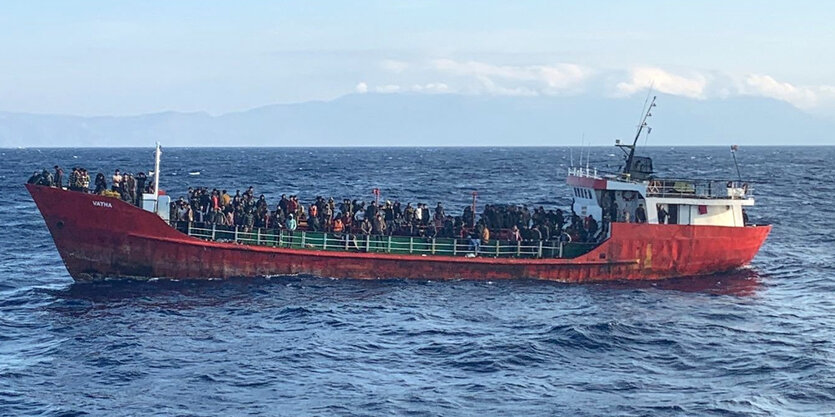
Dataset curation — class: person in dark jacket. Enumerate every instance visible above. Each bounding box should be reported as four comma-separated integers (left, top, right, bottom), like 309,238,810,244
94,173,107,194
27,171,40,184
635,204,647,223
656,204,668,224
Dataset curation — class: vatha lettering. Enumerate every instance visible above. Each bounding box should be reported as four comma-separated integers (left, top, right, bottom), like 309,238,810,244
92,201,112,208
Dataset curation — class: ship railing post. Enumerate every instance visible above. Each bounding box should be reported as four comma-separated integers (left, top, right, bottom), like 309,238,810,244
387,236,391,253
538,241,543,258
495,241,500,257
431,238,436,255
559,241,564,258
453,239,457,256
211,223,216,241
278,230,284,247
516,241,521,257
234,225,238,243
409,237,413,254
344,234,349,250
365,234,370,252
256,228,261,245
323,233,328,250
187,222,192,237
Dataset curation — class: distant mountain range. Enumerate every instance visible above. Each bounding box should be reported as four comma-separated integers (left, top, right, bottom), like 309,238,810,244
0,93,832,147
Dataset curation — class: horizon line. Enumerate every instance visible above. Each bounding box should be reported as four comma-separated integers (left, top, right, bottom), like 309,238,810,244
4,144,833,150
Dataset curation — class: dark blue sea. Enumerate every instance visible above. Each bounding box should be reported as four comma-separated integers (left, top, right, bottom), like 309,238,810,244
2,146,834,416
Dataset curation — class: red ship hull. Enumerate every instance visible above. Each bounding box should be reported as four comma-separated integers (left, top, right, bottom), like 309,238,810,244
26,184,771,283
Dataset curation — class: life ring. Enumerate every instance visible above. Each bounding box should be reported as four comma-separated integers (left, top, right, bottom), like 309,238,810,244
622,191,637,201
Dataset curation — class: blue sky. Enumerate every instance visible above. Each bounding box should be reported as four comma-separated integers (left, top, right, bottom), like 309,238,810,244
1,1,834,117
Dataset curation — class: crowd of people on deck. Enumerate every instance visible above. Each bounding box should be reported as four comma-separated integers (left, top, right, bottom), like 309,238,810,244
27,165,153,207
169,184,607,244
28,164,610,244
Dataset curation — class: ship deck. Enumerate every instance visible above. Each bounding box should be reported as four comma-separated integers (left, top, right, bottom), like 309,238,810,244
176,222,600,259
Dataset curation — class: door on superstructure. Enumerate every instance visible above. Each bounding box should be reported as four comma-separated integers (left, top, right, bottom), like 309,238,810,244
668,204,679,225
678,205,692,224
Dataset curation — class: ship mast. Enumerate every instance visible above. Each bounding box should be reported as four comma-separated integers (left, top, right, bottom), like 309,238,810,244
617,95,656,177
153,142,161,212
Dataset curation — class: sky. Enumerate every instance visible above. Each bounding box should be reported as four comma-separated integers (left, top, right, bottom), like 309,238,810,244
1,0,835,118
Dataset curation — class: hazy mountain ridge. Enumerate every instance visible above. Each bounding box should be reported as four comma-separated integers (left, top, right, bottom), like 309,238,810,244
1,94,832,147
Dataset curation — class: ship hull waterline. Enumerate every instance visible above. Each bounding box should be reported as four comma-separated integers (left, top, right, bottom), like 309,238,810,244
26,184,771,283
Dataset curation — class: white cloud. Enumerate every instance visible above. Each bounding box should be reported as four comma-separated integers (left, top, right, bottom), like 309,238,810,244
367,58,835,114
411,82,450,93
355,82,368,94
374,84,401,93
360,83,451,94
742,74,819,109
431,59,590,95
616,67,708,99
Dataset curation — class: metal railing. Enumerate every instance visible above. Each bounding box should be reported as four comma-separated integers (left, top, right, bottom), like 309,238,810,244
568,166,754,200
644,179,754,199
174,222,597,259
568,166,600,179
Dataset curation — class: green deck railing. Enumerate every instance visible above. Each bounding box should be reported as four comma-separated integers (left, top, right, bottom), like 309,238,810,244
177,223,598,259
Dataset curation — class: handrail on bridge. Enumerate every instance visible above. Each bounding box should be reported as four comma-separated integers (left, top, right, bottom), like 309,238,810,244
644,179,754,199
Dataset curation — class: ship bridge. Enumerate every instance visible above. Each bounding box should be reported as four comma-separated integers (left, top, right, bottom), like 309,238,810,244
566,166,754,228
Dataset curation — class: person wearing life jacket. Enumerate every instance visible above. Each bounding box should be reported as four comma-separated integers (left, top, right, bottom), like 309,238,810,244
333,217,344,234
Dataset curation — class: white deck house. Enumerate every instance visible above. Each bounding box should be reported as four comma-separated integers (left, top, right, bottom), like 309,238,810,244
567,166,753,228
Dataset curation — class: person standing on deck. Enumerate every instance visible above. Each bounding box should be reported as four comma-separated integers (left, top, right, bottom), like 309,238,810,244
657,204,668,224
360,217,372,235
511,225,521,242
221,190,231,208
111,170,122,193
635,204,647,223
135,172,147,204
68,168,79,191
79,169,90,192
585,215,599,242
94,173,106,194
53,166,64,188
286,214,297,234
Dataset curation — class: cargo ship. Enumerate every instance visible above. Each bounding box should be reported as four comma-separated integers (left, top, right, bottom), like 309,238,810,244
27,97,770,283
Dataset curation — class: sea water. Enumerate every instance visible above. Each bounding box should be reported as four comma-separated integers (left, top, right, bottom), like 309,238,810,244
1,147,834,416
